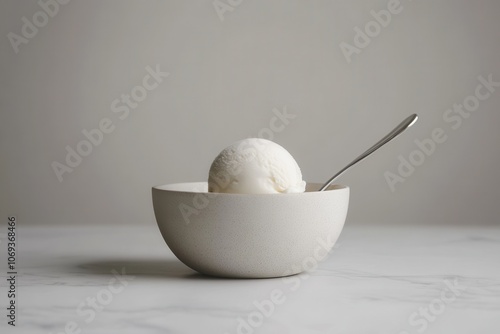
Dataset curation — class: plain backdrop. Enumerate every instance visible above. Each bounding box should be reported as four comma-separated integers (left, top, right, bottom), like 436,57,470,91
1,0,499,226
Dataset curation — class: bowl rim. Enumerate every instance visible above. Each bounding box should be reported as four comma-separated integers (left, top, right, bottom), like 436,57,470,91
152,181,348,196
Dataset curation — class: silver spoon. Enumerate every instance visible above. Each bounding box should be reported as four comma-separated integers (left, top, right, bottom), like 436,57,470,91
319,114,418,191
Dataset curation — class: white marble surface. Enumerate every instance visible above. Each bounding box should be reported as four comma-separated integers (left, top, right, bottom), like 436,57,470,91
1,224,499,334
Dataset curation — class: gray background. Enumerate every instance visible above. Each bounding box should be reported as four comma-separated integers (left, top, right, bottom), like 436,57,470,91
1,0,499,226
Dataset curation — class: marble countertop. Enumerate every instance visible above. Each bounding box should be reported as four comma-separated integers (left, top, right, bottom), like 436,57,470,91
1,224,499,334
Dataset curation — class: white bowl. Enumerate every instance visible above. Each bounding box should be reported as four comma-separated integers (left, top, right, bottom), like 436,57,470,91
152,182,349,278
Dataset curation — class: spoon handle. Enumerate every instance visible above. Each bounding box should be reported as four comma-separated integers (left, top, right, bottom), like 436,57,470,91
319,114,418,191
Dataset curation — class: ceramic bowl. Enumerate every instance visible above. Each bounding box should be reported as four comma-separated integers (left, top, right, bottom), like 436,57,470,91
152,182,349,278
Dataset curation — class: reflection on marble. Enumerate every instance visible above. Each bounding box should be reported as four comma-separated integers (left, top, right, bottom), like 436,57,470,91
0,224,499,334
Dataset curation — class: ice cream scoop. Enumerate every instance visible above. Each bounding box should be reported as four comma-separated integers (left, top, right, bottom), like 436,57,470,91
208,138,306,194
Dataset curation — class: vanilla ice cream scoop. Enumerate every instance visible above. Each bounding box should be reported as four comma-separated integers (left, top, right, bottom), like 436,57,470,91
208,138,306,194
